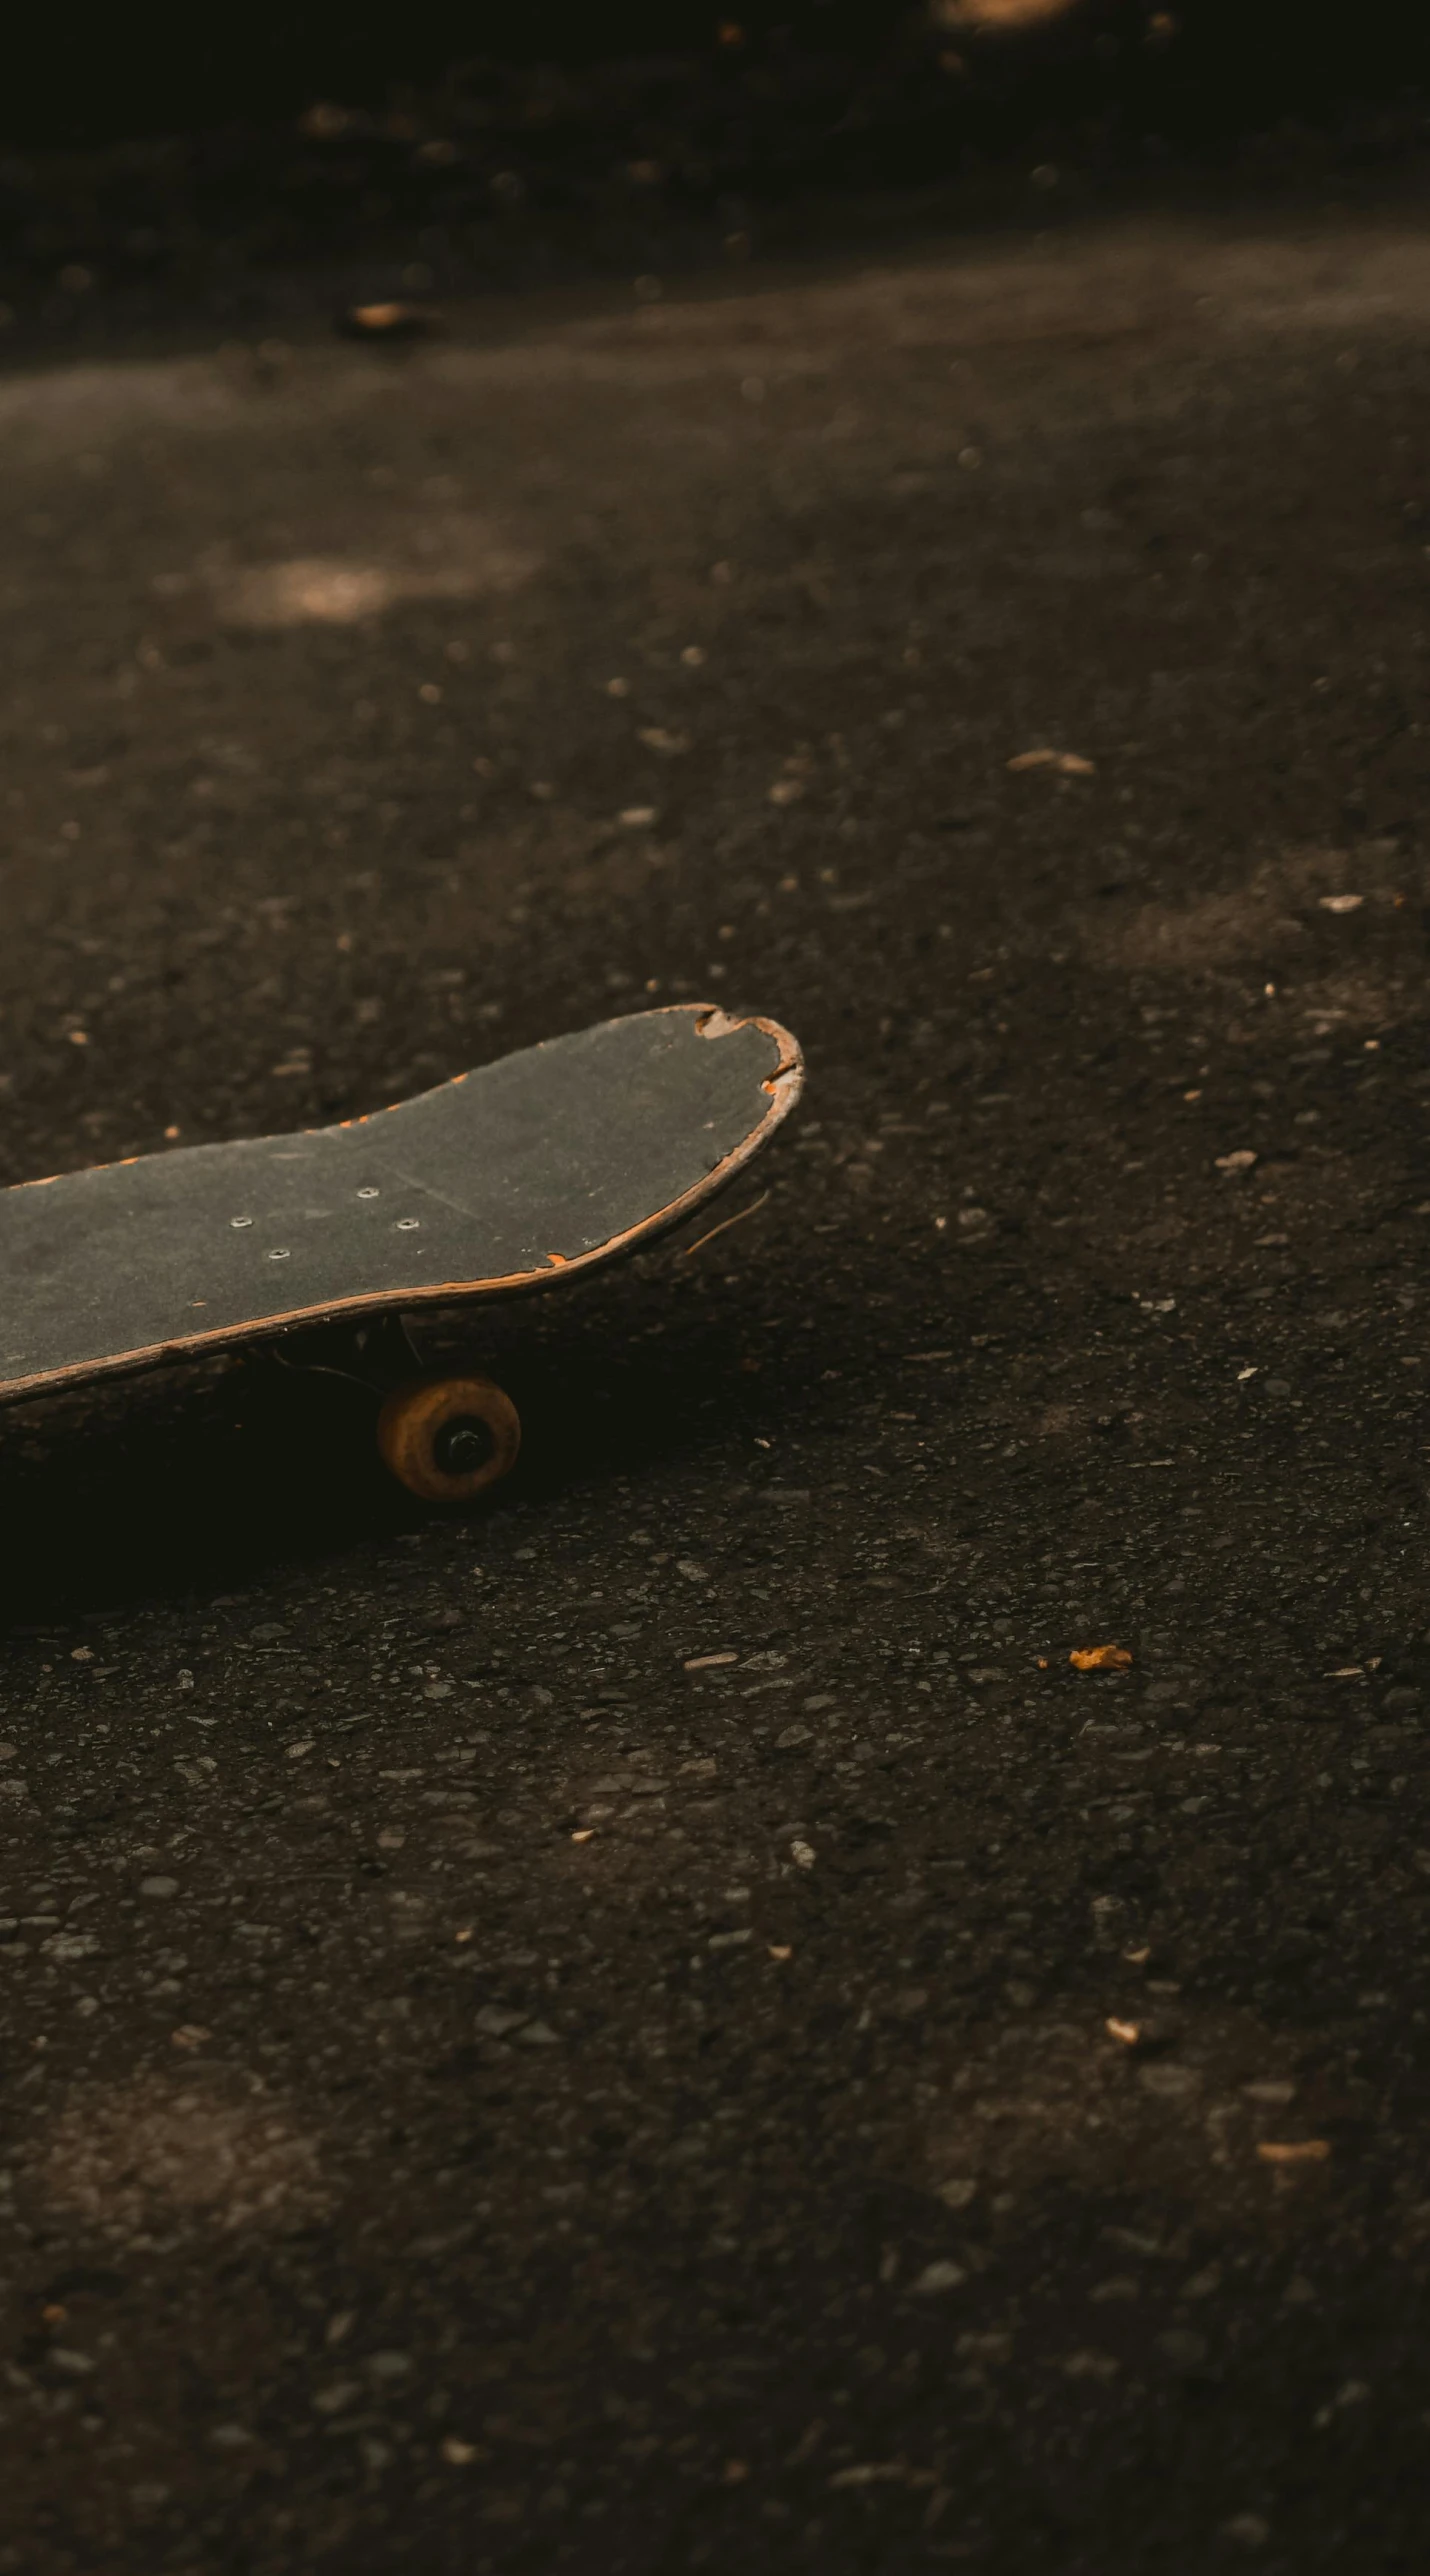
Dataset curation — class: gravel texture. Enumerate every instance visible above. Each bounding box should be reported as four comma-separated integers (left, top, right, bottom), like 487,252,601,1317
3,186,1430,2570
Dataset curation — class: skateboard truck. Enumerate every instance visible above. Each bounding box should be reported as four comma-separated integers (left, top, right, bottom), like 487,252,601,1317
261,1312,523,1506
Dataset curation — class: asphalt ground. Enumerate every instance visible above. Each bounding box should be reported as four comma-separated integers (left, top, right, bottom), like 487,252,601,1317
3,192,1430,2571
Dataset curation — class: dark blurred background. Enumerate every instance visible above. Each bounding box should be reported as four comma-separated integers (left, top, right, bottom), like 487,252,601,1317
2,2,1429,334
7,2,1427,151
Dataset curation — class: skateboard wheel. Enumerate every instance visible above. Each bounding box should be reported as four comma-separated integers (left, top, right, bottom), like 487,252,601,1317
376,1375,521,1504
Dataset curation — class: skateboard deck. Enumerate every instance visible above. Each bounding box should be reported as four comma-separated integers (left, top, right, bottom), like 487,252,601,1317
0,1003,802,1404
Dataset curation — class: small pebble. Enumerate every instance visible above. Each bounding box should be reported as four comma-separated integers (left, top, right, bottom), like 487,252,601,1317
910,2260,967,2295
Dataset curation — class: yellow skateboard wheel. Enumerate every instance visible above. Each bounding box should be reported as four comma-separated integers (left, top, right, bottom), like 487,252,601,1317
376,1374,521,1504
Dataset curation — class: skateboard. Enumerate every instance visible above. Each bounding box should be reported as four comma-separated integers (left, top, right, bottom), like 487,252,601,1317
0,1002,802,1502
